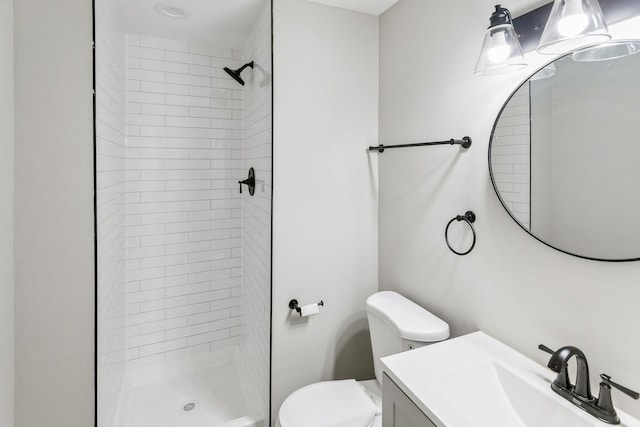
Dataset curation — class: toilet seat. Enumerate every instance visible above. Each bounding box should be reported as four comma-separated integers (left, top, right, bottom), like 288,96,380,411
277,379,377,427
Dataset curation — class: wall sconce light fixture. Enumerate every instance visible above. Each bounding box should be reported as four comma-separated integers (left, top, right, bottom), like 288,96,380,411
475,5,526,75
537,0,610,54
476,0,640,74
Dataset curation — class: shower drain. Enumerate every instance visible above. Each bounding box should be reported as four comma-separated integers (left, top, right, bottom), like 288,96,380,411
182,401,198,413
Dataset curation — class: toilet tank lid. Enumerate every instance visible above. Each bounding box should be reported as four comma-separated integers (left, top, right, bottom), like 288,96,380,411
366,291,450,342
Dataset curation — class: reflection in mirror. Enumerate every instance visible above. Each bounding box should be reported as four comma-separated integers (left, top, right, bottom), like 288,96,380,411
490,40,640,261
572,41,640,62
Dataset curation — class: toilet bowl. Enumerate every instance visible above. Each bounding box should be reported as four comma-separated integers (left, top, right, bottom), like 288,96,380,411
275,291,449,427
276,379,382,427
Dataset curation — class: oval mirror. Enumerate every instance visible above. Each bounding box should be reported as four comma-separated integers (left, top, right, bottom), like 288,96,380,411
489,40,640,261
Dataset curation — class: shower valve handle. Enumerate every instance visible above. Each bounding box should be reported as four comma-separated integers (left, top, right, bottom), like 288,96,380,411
238,167,256,196
238,177,253,193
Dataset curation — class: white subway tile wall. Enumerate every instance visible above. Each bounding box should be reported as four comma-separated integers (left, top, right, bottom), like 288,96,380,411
491,84,531,228
240,2,272,417
124,34,245,367
95,0,127,425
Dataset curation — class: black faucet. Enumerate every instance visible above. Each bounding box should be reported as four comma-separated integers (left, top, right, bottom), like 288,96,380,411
543,344,592,400
539,344,639,424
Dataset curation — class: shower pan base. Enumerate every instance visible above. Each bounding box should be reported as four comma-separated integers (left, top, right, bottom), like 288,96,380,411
113,347,263,427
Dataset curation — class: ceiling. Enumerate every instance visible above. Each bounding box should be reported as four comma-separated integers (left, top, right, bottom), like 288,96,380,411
112,0,547,48
306,0,400,16
304,0,552,19
115,0,267,47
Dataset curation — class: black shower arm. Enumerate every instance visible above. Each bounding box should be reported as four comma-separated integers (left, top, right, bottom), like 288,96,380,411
237,61,254,73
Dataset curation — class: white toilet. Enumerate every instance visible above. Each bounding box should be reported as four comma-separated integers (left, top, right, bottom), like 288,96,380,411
276,291,450,427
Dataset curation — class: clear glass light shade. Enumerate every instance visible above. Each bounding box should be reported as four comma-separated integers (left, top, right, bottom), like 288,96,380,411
475,24,527,76
537,0,610,55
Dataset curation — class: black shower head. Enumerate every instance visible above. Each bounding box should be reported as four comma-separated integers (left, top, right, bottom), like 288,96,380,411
223,61,254,86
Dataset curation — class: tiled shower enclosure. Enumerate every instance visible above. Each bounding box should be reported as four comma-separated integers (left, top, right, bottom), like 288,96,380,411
95,0,272,425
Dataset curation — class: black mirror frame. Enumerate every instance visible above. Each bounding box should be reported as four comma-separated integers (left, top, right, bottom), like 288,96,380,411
488,40,640,263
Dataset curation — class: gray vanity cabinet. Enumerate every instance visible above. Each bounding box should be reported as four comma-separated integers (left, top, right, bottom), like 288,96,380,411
382,373,437,427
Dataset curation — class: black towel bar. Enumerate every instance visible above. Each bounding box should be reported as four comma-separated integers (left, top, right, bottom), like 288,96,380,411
368,137,471,153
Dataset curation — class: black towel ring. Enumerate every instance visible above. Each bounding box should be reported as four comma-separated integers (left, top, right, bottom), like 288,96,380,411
445,211,476,256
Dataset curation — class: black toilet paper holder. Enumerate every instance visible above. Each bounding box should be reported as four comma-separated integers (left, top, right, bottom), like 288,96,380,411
288,299,324,315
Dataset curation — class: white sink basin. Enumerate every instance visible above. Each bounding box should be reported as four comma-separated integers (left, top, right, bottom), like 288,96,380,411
381,332,640,427
429,361,595,427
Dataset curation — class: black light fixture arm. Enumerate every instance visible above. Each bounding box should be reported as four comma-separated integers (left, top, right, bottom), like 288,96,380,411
489,4,514,28
369,136,471,153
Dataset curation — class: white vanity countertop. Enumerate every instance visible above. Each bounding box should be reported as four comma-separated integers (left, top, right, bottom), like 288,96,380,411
381,331,640,427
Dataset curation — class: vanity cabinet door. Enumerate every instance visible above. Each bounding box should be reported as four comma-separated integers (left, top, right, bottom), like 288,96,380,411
382,373,437,427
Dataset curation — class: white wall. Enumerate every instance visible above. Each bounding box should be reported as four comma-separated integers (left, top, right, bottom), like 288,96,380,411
272,0,379,421
14,0,94,426
379,0,640,419
0,1,13,425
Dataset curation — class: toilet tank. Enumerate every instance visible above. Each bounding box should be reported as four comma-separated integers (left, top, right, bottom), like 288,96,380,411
366,291,450,384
